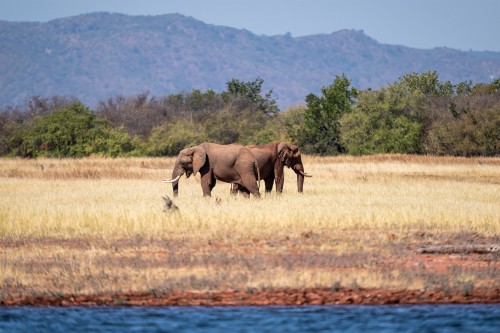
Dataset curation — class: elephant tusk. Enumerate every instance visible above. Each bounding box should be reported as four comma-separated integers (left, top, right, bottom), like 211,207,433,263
162,174,183,183
298,170,312,177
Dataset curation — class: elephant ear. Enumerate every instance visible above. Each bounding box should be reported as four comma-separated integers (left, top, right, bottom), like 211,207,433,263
192,146,207,176
277,142,292,163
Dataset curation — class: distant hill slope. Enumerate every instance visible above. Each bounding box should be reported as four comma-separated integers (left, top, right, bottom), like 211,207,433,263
1,12,500,109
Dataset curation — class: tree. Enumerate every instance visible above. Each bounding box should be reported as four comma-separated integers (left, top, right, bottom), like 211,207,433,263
398,71,453,97
341,89,424,155
301,74,357,155
471,77,500,96
423,88,500,156
340,72,447,155
224,77,279,116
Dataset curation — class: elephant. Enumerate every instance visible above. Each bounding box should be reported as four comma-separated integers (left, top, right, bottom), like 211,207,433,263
163,142,261,198
231,141,311,194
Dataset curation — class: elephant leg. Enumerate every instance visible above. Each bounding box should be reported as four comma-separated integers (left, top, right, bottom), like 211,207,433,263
209,178,216,193
239,187,250,198
240,176,261,198
264,177,274,193
200,171,216,197
275,176,284,193
230,183,240,195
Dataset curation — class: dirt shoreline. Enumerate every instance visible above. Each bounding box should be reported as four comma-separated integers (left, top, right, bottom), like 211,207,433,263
2,288,499,307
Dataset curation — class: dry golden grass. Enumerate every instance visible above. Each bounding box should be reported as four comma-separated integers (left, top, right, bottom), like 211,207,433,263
0,155,499,297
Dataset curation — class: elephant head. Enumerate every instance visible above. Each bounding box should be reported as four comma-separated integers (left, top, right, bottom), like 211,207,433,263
163,145,207,197
277,142,311,193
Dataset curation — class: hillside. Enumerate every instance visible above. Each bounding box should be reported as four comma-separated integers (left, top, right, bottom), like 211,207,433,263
1,12,500,109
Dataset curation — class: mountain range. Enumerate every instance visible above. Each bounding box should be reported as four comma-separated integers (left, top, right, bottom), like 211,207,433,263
1,12,500,109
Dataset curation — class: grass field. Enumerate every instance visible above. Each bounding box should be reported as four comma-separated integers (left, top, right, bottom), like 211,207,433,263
0,155,499,299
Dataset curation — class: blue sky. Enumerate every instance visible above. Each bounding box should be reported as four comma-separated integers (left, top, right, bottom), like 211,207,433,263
1,0,499,51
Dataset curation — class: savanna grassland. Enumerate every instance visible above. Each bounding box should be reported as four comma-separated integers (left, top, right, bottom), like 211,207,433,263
0,155,499,305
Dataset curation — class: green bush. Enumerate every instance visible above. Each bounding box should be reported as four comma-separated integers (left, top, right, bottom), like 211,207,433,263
281,105,307,146
341,88,425,155
0,121,25,156
424,102,500,156
147,119,207,156
11,103,142,157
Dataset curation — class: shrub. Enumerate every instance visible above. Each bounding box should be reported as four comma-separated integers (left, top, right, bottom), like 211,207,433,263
424,102,500,156
147,119,207,156
341,89,425,155
14,103,142,157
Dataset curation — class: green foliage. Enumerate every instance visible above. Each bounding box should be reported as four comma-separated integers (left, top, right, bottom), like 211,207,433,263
20,103,96,157
1,74,498,158
203,108,242,144
224,77,279,117
424,100,500,156
202,107,279,145
95,78,280,152
341,72,500,156
455,80,474,96
341,89,424,155
146,96,282,155
398,71,453,96
147,119,207,156
5,103,142,157
340,71,457,155
246,111,286,145
279,105,306,144
300,74,357,155
250,126,283,145
0,121,25,156
471,78,500,96
92,124,144,157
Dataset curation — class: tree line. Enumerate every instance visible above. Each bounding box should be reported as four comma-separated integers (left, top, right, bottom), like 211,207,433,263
0,72,498,158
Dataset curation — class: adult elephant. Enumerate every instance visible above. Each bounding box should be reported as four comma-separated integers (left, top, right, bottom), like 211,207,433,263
163,142,261,198
231,141,311,194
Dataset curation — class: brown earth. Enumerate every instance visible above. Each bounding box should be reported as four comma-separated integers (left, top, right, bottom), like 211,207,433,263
2,287,499,307
1,238,499,306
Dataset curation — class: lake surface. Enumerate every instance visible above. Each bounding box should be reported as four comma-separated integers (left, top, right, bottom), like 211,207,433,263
0,305,499,333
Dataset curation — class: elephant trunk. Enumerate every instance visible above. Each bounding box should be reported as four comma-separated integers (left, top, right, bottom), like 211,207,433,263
295,165,305,193
166,160,184,197
297,173,304,193
292,163,311,193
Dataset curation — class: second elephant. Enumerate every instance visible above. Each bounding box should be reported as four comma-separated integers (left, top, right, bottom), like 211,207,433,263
231,141,311,194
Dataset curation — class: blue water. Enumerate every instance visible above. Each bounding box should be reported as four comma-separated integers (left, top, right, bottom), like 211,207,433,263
0,305,499,333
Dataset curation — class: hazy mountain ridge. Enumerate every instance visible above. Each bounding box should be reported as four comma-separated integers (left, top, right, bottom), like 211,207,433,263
1,12,499,109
